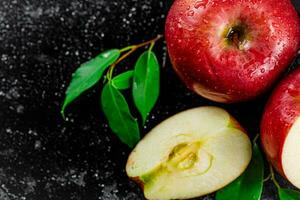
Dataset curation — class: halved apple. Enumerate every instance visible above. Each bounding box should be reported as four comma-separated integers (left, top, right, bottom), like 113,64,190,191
126,106,252,200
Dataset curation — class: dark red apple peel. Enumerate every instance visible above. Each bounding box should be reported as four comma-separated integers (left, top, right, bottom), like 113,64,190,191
165,0,300,103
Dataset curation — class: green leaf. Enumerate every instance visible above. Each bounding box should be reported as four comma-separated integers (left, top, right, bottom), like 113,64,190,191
61,49,120,117
132,50,160,124
279,189,300,200
216,142,264,200
101,82,140,148
112,70,134,90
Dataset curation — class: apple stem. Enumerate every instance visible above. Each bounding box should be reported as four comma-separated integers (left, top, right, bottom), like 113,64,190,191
106,35,163,81
269,163,281,189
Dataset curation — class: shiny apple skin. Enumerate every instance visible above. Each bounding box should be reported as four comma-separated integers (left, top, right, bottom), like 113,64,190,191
261,66,300,176
165,0,300,103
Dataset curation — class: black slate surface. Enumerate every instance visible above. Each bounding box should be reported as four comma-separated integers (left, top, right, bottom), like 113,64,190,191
0,0,299,200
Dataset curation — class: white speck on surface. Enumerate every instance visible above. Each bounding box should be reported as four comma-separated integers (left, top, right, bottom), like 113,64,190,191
1,54,8,61
34,140,41,150
100,183,119,200
24,6,43,18
16,105,24,113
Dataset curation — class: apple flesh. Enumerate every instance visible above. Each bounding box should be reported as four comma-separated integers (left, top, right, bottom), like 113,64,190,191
126,107,252,200
261,67,300,189
165,0,300,103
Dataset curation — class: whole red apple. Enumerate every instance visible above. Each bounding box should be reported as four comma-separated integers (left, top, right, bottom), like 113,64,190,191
165,0,300,103
261,66,300,189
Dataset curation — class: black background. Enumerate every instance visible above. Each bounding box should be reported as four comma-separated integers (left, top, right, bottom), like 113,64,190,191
0,0,299,199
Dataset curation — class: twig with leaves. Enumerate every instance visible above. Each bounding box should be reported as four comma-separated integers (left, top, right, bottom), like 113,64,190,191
61,35,163,148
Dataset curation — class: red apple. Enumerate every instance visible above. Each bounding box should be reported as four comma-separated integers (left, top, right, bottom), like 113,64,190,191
165,0,300,103
261,66,300,189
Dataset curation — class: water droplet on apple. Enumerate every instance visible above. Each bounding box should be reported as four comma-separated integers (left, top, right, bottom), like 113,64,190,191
288,85,299,97
202,19,208,24
194,0,208,9
185,25,195,31
260,68,265,73
177,22,183,29
187,10,194,17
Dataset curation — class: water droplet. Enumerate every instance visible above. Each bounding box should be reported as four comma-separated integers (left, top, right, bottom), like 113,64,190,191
16,105,24,113
202,19,209,24
260,68,265,73
102,53,109,58
34,140,42,150
177,22,183,28
288,85,298,97
1,54,8,61
187,10,194,17
194,0,208,9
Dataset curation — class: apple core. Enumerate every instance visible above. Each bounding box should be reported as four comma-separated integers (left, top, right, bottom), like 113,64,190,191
167,142,202,170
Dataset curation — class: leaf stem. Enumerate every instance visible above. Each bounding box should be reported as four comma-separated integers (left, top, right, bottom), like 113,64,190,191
106,35,163,80
269,163,281,189
263,173,272,182
120,45,135,53
135,35,163,49
253,134,259,144
115,47,137,66
107,64,116,81
149,41,155,52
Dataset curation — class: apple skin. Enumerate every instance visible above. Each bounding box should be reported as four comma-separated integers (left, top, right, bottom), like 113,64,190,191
165,0,300,103
261,66,300,178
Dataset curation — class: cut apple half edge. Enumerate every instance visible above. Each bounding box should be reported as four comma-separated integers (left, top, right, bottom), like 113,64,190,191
282,117,300,188
126,106,252,200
